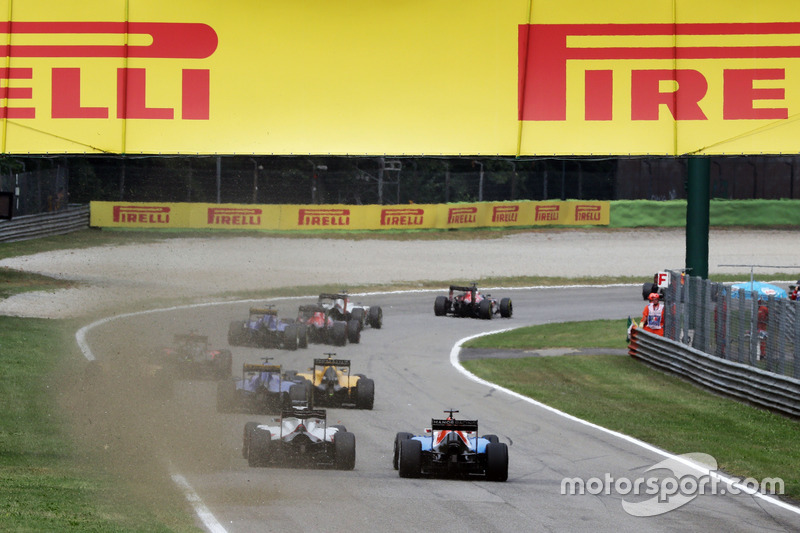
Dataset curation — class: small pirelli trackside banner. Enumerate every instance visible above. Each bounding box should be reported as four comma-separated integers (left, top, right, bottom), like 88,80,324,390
90,201,609,230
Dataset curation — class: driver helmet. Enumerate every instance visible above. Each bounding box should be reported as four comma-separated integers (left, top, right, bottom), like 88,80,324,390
648,293,660,302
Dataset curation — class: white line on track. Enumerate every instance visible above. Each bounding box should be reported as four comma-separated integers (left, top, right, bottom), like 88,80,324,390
170,467,228,533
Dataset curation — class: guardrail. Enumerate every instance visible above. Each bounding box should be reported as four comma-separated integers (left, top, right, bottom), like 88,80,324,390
629,327,800,418
0,204,90,243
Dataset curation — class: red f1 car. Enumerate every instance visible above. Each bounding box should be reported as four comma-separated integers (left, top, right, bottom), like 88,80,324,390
434,284,512,319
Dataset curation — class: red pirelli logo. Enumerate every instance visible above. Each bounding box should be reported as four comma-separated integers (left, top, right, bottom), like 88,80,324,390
534,205,560,222
492,205,519,223
113,205,170,224
575,204,602,222
519,22,800,122
208,207,261,226
298,208,350,227
447,206,477,224
0,21,217,120
380,208,424,226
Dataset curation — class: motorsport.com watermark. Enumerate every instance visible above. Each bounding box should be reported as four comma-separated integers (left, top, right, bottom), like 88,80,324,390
560,453,784,517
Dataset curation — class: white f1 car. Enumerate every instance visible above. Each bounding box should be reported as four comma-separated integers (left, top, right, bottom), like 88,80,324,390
318,292,383,329
243,407,356,470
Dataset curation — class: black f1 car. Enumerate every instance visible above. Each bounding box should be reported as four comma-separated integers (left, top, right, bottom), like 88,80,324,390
162,332,232,380
243,407,356,469
434,284,512,319
394,409,507,481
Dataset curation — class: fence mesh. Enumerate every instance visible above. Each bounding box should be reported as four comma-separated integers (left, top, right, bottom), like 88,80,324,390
0,168,69,217
663,270,800,379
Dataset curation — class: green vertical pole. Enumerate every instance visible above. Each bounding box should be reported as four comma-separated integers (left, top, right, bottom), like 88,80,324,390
686,157,710,279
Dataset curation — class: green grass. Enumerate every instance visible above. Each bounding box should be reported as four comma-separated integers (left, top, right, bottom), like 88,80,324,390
0,316,200,532
464,319,629,350
461,321,800,502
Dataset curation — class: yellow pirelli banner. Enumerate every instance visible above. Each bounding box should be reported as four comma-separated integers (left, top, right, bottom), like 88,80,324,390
90,201,609,230
5,1,800,156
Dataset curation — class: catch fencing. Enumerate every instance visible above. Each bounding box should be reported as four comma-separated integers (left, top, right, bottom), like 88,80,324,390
660,270,800,380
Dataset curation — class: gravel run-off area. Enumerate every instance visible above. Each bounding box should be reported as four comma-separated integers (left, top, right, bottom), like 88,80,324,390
1,227,799,319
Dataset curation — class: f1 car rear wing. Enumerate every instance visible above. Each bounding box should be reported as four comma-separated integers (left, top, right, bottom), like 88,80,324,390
431,419,479,432
298,304,325,313
449,284,478,299
249,307,278,315
313,357,350,368
449,285,477,293
281,408,327,420
243,363,281,373
318,292,349,301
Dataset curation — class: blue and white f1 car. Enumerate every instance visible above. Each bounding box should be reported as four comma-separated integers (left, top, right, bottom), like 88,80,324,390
216,361,309,414
393,409,508,481
228,307,308,350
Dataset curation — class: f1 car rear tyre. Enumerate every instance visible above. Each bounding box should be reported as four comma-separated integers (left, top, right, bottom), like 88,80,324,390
351,308,365,328
355,377,375,410
331,321,348,346
398,438,422,478
347,319,361,344
283,324,298,351
243,421,260,459
485,442,509,482
499,298,513,318
368,306,383,329
434,296,448,316
483,434,499,444
393,432,414,470
248,427,271,467
334,431,356,470
479,299,493,319
331,424,348,433
297,324,309,349
216,380,236,413
228,321,246,345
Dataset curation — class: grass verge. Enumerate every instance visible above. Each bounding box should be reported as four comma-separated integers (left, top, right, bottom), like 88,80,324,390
461,320,800,502
0,316,200,532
